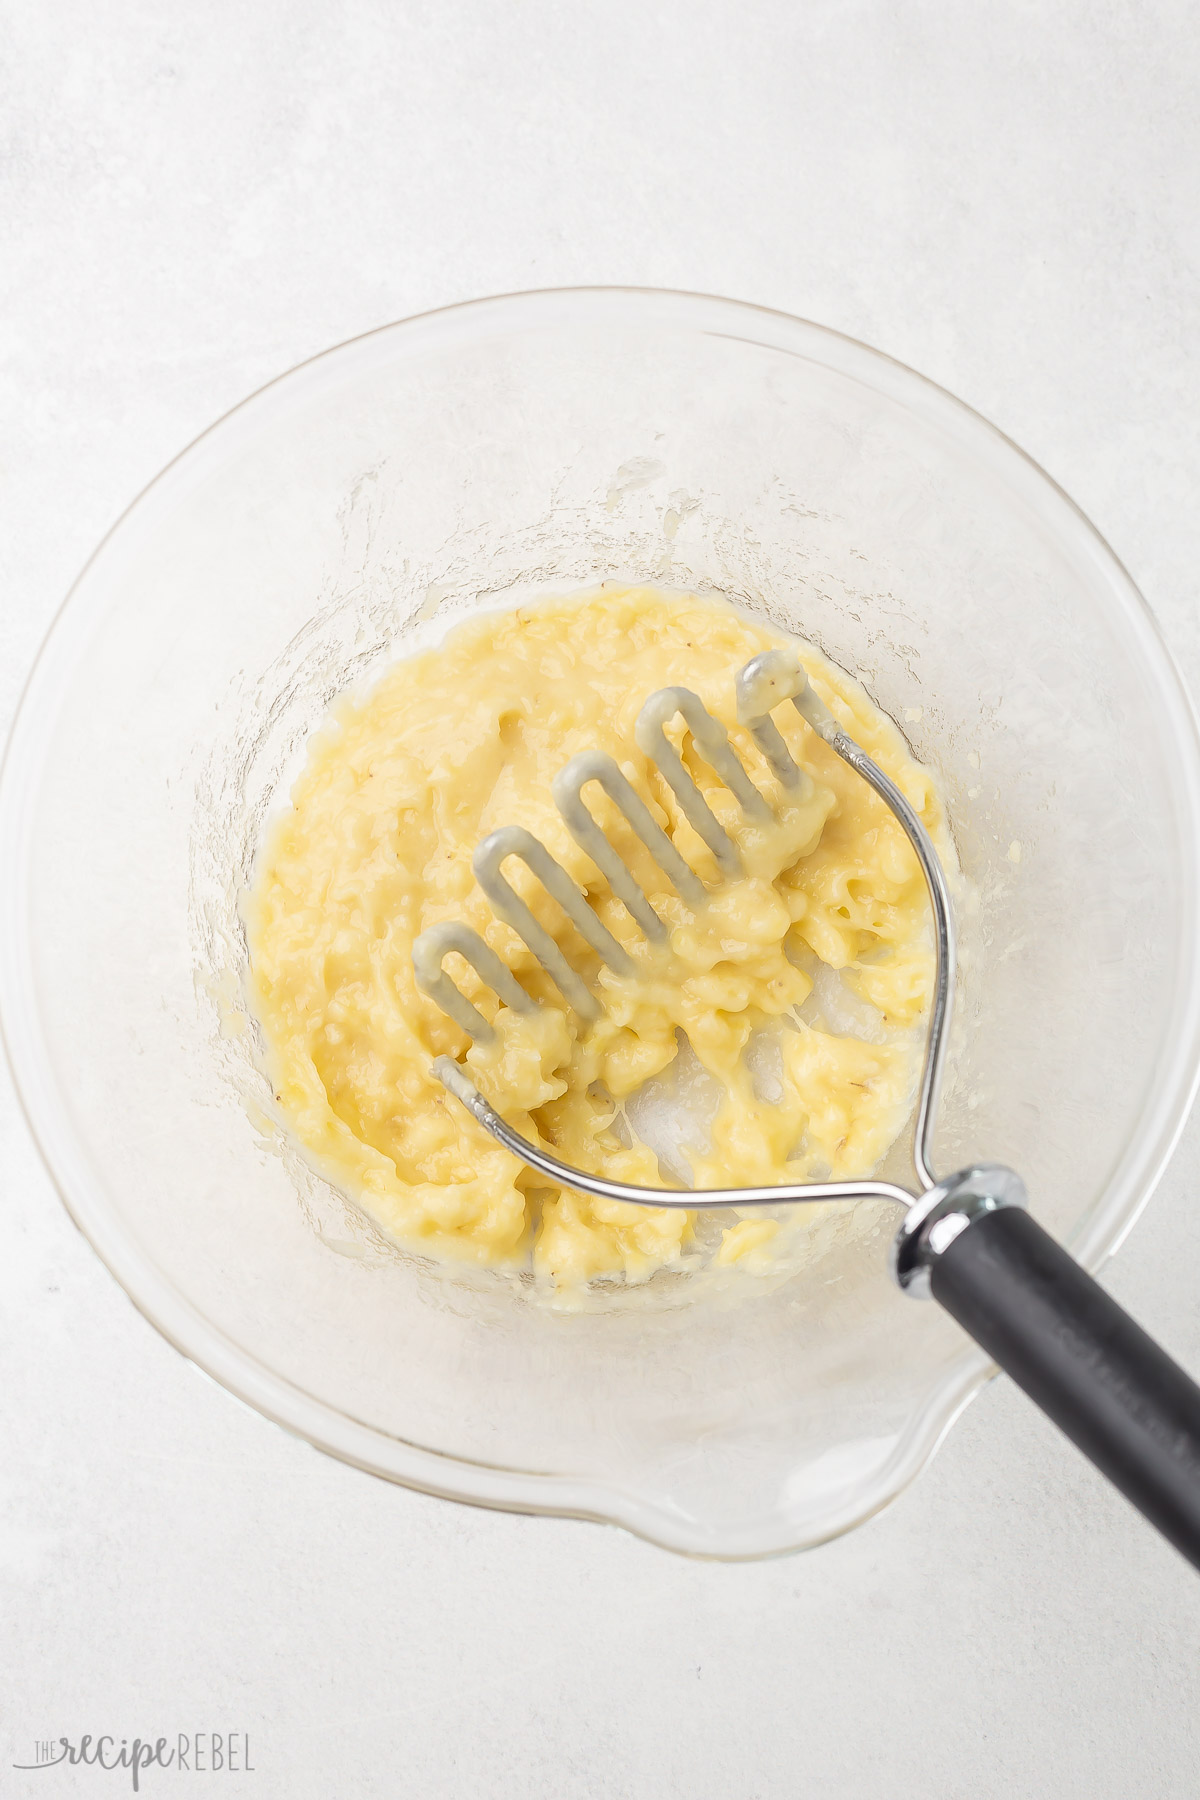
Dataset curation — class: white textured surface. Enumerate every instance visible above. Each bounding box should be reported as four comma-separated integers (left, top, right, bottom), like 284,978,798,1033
3,3,1200,1793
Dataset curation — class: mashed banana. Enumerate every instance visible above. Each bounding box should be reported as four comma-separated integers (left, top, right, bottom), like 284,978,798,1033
246,585,948,1292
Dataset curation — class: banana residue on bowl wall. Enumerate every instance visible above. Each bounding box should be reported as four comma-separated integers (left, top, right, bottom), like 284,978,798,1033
244,585,952,1299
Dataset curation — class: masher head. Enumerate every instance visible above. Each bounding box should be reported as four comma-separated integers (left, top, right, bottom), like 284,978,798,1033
413,646,955,1208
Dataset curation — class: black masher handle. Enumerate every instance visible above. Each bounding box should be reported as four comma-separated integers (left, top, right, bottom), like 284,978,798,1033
930,1204,1200,1570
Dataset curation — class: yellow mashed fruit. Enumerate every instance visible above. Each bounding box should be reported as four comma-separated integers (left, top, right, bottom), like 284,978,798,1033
246,585,949,1292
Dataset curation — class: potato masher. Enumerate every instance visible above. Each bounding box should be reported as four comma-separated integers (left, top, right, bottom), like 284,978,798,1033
413,647,1200,1568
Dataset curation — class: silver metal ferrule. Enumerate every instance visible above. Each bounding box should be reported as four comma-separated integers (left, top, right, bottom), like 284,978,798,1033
890,1163,1028,1299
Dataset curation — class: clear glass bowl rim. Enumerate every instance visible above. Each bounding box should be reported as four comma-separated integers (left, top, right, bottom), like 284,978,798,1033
4,285,1200,1558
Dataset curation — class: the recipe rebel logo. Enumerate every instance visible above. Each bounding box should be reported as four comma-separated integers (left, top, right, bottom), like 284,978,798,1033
12,1734,254,1789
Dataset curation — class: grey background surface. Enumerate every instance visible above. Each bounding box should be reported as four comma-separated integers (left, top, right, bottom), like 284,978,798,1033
3,2,1200,1794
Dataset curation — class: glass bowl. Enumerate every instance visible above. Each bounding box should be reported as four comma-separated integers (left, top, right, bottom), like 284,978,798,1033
4,288,1200,1559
